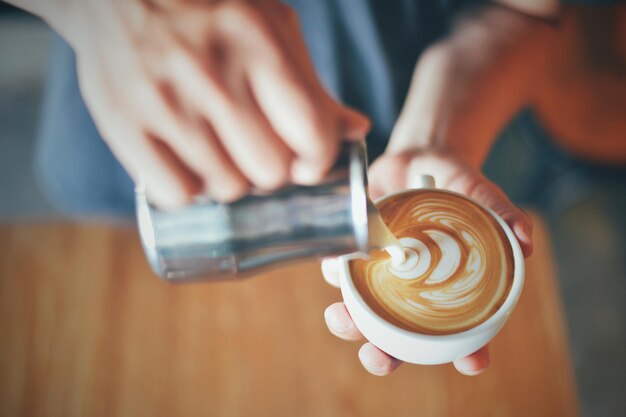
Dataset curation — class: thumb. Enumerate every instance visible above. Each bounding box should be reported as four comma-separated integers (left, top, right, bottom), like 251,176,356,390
399,153,533,258
368,153,412,200
321,257,341,288
459,173,533,258
506,208,533,258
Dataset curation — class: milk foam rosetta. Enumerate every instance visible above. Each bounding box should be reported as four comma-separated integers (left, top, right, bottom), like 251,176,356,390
350,190,514,335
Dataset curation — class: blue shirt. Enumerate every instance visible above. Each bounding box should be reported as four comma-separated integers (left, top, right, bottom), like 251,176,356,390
34,0,607,216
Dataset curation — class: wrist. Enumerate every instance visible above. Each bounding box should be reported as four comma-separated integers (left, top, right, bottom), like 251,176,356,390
385,41,491,169
387,5,556,170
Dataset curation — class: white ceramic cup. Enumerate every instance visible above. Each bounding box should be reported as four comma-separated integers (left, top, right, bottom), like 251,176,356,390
339,176,525,365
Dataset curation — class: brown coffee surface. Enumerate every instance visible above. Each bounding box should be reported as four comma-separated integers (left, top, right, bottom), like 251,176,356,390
350,190,514,335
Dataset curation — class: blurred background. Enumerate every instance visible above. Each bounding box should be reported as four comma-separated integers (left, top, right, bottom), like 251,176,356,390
0,3,624,417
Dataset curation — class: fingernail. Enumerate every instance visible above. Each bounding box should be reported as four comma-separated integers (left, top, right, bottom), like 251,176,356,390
357,348,390,376
513,221,529,241
324,309,351,333
321,258,337,277
359,357,389,376
460,369,486,376
363,365,387,376
523,221,532,237
457,366,486,376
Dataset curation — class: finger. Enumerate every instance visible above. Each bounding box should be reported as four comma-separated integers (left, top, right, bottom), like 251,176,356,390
264,5,371,141
240,15,344,184
261,3,371,142
458,174,534,258
120,133,202,210
259,3,326,95
321,257,340,288
212,95,292,191
248,61,338,185
186,119,251,202
288,105,370,183
339,106,371,141
144,136,204,209
368,153,412,200
145,83,250,202
167,50,292,190
453,344,490,376
358,343,402,376
324,302,364,341
78,78,201,209
77,54,202,209
403,155,534,258
512,215,533,258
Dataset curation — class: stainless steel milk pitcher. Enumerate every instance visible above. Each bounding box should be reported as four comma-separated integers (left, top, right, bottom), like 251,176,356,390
136,142,370,282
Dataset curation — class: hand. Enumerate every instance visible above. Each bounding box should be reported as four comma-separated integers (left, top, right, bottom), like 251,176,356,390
61,0,370,208
321,149,533,376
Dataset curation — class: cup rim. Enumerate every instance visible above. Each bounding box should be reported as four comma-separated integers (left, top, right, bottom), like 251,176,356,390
340,187,525,342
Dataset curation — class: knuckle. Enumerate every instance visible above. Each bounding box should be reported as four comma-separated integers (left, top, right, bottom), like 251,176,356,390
217,2,268,34
216,2,282,61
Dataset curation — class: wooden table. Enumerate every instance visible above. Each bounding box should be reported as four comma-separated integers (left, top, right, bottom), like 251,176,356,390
0,215,579,417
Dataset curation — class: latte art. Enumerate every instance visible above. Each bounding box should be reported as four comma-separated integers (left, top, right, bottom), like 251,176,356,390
350,190,514,335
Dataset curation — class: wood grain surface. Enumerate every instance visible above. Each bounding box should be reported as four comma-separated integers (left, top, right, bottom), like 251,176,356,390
0,215,579,417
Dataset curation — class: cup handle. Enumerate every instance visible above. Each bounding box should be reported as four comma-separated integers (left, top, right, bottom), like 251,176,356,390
410,175,436,189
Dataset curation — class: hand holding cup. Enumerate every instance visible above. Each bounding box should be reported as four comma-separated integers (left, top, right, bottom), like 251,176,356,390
322,150,532,376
